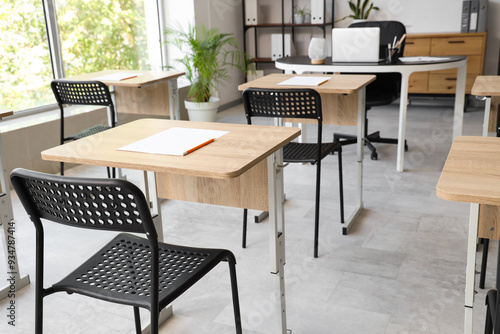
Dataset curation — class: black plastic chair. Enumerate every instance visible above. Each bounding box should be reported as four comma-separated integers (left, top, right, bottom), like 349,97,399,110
11,168,242,334
333,20,409,160
51,80,116,176
241,88,344,258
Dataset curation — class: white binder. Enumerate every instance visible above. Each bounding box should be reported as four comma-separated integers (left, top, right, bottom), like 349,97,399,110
311,0,324,24
271,34,296,61
469,0,479,33
245,0,261,25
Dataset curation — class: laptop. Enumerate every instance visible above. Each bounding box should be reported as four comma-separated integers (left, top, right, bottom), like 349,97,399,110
331,27,381,62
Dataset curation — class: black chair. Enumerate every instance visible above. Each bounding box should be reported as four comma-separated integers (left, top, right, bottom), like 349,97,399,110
241,88,344,258
333,20,408,160
51,80,116,176
11,168,242,334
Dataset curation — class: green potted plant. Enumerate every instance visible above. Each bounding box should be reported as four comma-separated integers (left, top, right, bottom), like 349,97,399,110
166,23,249,122
337,0,379,22
294,5,310,24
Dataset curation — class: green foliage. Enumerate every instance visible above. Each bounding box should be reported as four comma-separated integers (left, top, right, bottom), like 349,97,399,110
336,0,379,22
0,0,148,111
166,23,249,103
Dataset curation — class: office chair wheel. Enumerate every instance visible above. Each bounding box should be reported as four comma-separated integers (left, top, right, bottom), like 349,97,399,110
371,151,378,160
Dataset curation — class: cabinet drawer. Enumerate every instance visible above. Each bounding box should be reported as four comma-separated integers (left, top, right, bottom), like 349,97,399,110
433,55,482,75
408,72,429,93
428,73,476,94
431,37,484,56
404,38,431,57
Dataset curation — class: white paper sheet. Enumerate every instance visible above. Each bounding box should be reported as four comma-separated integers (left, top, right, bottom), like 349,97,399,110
118,127,229,156
92,72,146,81
277,76,331,86
399,57,451,63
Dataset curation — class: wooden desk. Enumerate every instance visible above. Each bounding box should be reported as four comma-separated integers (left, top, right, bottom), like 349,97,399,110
42,118,300,334
436,136,500,334
471,76,500,136
238,74,376,234
276,55,469,172
0,110,30,300
67,70,185,120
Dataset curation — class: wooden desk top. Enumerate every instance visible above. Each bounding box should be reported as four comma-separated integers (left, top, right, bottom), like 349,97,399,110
238,73,376,95
471,76,500,97
67,70,185,88
42,119,301,179
437,136,500,205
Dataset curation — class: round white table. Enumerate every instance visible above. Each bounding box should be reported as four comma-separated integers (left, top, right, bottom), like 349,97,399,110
275,55,468,172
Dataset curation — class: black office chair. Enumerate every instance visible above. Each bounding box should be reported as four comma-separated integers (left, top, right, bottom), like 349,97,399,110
11,168,242,334
241,88,345,258
51,80,116,176
333,20,408,160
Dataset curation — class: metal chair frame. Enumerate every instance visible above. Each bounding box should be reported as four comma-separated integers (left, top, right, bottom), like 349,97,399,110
241,88,344,258
51,79,117,176
11,168,242,334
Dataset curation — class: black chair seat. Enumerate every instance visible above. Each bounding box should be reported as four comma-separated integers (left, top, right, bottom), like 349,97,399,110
241,88,344,258
51,80,117,176
65,124,111,141
11,168,242,334
284,142,340,164
54,233,235,311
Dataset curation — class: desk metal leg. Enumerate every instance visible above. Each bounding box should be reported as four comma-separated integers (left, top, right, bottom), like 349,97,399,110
454,63,467,139
342,87,365,235
267,151,288,334
483,97,492,137
141,171,164,242
168,79,180,120
464,203,479,334
396,73,410,172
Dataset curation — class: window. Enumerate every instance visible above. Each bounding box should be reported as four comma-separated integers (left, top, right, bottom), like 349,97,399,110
0,0,54,111
0,0,164,114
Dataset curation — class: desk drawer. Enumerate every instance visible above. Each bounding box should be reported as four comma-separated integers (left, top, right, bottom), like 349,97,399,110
428,73,476,94
431,36,484,56
408,72,429,93
404,38,431,57
432,55,482,75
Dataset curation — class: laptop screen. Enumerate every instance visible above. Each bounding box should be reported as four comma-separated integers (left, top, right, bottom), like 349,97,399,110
331,27,381,62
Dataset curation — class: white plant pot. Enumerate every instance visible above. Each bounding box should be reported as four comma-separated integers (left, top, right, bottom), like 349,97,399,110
185,97,220,122
294,14,304,24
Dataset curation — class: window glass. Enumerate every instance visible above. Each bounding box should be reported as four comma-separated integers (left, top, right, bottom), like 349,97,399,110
0,0,54,111
55,0,150,77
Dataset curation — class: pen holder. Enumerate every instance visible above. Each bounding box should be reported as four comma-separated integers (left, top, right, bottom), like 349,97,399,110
383,45,399,64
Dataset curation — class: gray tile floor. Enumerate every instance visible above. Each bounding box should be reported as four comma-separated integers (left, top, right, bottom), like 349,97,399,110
1,101,495,333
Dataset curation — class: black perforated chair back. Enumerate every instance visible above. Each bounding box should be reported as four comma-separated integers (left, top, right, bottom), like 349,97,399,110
10,168,157,239
51,80,114,108
242,88,323,123
349,20,406,57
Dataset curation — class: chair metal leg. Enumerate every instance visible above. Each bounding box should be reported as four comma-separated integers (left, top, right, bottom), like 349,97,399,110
227,258,243,334
313,160,322,258
242,209,248,248
481,238,490,289
486,290,495,334
133,307,141,334
337,147,345,225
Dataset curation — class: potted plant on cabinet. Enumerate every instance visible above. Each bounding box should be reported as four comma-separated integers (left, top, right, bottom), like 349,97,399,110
166,23,249,122
336,0,379,23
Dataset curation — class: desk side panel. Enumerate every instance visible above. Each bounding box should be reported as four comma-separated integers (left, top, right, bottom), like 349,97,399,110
478,204,500,240
156,160,269,211
115,83,170,116
488,96,500,133
284,92,358,126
